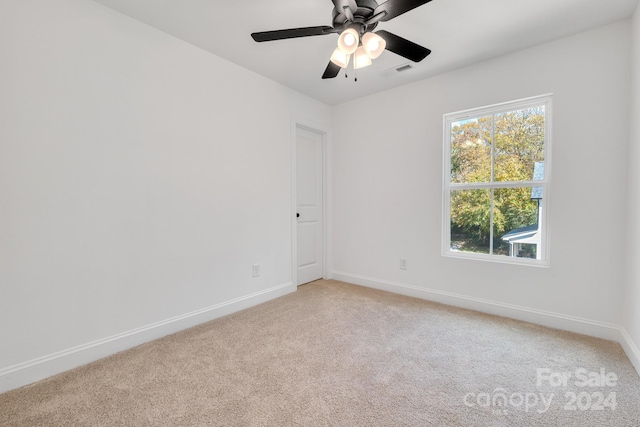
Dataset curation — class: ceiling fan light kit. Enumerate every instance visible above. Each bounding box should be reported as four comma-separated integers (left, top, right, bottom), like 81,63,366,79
251,0,434,80
329,29,385,70
353,45,373,69
362,32,386,59
330,47,351,68
337,27,360,54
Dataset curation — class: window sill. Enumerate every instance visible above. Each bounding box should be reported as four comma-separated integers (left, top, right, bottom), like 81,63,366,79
442,250,550,268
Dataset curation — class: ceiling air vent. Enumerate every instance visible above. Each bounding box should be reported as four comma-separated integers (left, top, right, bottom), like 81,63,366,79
381,63,414,78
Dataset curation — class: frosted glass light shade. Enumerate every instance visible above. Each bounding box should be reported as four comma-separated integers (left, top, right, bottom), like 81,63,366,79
337,28,359,55
362,32,386,59
330,48,350,68
353,46,372,69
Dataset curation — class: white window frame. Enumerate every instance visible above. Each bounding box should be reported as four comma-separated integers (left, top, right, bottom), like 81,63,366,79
442,94,552,267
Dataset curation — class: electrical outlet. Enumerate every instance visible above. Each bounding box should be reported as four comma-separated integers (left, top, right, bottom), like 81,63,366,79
399,258,408,270
252,264,260,277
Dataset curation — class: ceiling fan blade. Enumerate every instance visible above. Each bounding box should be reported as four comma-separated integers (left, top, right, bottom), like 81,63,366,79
376,30,431,62
322,61,341,79
251,26,336,42
373,0,433,22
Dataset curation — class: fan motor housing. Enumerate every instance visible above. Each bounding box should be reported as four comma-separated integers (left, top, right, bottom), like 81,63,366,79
332,0,380,34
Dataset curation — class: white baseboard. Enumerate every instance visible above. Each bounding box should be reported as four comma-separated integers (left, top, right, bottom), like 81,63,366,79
619,328,640,377
332,271,621,341
0,282,295,394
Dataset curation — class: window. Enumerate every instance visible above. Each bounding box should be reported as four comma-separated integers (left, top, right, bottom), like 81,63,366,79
443,95,552,266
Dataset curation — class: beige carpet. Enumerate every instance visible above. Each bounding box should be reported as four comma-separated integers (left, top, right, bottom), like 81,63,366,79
1,280,639,426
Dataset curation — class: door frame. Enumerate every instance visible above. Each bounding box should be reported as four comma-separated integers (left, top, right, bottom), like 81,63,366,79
291,117,332,287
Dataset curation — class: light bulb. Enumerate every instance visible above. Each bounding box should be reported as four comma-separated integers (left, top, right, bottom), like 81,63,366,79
361,32,386,59
337,28,359,55
353,46,372,69
344,33,356,47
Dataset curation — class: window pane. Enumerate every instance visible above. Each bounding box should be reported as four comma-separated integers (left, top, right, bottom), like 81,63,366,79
494,107,545,182
493,187,541,259
450,189,491,254
450,116,492,184
444,95,550,265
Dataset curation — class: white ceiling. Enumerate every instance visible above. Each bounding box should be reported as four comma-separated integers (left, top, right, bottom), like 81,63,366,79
92,0,639,106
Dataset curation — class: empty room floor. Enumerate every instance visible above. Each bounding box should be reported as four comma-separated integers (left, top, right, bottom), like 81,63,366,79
1,280,639,426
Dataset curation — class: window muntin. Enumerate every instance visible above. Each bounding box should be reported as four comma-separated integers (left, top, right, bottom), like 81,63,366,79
443,95,551,266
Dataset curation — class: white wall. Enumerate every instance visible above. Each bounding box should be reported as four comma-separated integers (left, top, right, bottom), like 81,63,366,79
0,0,330,391
332,21,632,338
1,0,637,395
623,4,640,373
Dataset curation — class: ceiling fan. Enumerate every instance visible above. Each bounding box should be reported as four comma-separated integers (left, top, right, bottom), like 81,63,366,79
251,0,433,79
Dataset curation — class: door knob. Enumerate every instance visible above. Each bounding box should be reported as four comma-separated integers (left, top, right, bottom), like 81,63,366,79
296,213,300,218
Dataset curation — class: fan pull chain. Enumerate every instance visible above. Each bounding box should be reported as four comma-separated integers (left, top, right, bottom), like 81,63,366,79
353,53,357,82
345,53,350,79
347,53,358,82
342,54,359,82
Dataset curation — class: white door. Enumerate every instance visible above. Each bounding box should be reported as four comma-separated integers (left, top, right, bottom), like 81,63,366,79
296,126,323,285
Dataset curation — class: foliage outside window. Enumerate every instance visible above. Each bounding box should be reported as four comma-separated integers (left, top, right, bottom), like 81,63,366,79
443,95,552,266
